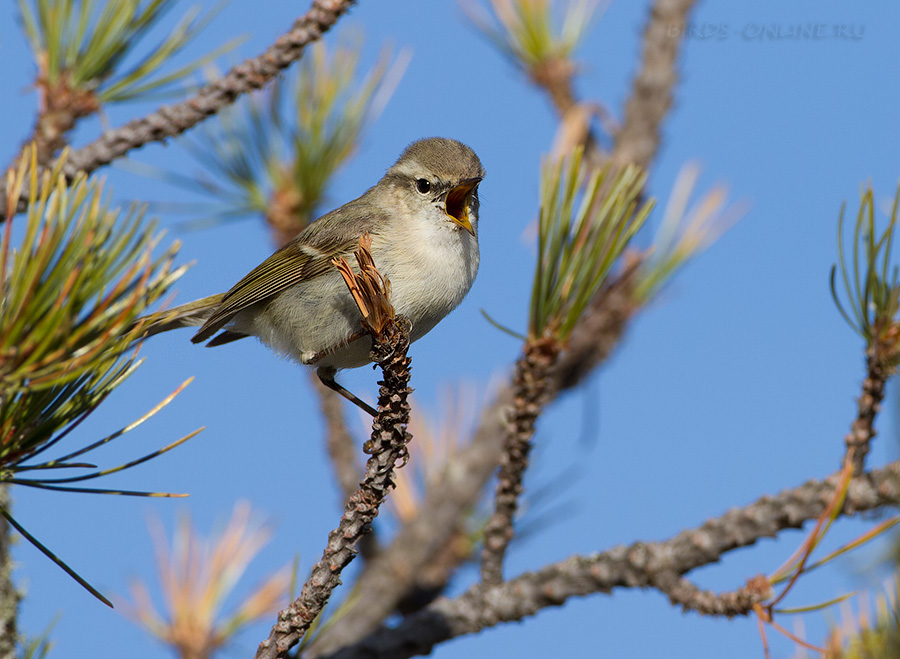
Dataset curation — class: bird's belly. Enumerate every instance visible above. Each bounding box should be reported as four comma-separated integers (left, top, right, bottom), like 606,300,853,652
232,272,373,369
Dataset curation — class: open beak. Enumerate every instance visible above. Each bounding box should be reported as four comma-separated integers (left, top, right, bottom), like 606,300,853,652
444,177,482,236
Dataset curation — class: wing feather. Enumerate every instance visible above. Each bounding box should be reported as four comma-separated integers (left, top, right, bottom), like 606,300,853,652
192,199,384,343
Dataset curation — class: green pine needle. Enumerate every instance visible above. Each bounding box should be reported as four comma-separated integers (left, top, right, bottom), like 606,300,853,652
634,163,738,302
466,0,599,70
529,149,653,341
480,308,528,341
0,148,200,602
1,151,188,467
830,183,900,351
0,505,113,607
170,39,406,230
17,0,235,104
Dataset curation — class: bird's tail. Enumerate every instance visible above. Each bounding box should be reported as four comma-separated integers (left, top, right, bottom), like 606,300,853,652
134,293,226,339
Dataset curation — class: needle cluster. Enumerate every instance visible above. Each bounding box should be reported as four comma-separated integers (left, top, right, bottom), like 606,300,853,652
0,149,198,604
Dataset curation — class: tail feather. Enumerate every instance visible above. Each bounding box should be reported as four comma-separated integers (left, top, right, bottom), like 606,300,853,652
134,294,226,339
205,330,249,347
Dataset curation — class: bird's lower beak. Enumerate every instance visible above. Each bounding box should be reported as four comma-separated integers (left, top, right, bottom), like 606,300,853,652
444,177,482,236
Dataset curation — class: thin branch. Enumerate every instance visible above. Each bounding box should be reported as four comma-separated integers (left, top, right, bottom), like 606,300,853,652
324,462,900,659
530,56,577,117
537,0,698,171
14,73,100,171
264,146,380,563
610,0,698,171
475,0,699,580
265,180,376,558
0,0,357,221
255,238,413,659
262,167,374,559
0,487,18,659
652,571,772,617
844,348,887,474
533,59,606,165
303,375,512,658
480,338,560,584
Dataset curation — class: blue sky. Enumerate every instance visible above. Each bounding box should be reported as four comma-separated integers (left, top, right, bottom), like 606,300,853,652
2,1,900,658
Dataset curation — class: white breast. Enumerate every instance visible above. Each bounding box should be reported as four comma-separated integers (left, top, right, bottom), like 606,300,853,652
373,212,480,344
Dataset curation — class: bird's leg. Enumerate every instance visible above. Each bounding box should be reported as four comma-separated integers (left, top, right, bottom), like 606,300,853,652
316,367,377,417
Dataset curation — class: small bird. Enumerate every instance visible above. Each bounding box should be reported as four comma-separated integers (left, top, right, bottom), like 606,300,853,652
141,137,485,415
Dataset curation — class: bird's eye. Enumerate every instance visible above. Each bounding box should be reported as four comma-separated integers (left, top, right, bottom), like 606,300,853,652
415,178,432,194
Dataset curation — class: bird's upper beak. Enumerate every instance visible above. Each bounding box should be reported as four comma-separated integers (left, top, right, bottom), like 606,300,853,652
444,177,482,236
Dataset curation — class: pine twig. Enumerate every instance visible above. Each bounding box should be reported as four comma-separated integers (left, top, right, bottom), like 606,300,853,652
480,338,560,584
611,0,698,171
531,58,606,167
0,486,18,659
264,179,376,560
844,348,887,474
15,72,100,171
255,236,413,659
267,191,376,559
303,387,512,658
0,0,356,221
652,571,772,617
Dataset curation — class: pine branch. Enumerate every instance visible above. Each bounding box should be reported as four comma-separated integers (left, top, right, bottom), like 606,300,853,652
324,462,900,659
0,0,356,221
16,72,100,170
844,349,887,473
480,339,559,584
652,571,772,617
0,487,18,659
610,0,698,170
831,185,900,473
